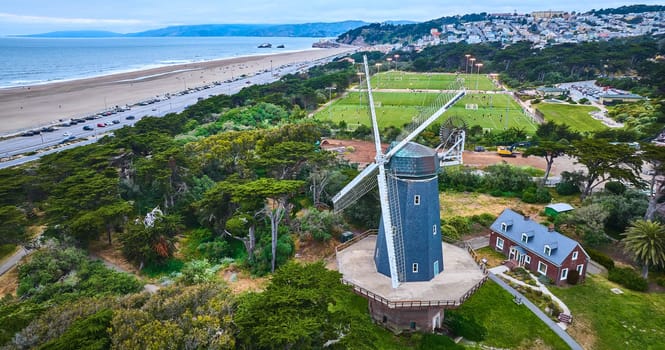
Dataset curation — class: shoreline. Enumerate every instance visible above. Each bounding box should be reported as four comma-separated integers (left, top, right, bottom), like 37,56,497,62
0,46,355,135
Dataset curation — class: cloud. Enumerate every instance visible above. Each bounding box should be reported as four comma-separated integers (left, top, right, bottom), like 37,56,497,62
0,12,147,26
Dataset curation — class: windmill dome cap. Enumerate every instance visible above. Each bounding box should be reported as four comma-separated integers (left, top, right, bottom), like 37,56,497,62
388,142,439,177
391,142,437,158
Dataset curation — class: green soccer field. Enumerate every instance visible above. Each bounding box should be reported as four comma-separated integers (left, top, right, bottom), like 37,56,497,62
370,71,499,91
313,91,537,133
535,102,605,133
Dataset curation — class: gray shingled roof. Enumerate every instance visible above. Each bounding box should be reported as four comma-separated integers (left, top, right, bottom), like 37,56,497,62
491,208,588,266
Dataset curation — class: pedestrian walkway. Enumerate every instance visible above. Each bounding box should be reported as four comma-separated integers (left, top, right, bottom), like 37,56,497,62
490,265,571,329
488,273,583,350
0,247,29,276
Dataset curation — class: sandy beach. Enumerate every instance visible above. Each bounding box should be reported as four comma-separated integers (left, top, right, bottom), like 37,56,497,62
0,47,354,135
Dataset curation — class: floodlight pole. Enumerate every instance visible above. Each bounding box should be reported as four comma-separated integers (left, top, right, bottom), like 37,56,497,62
475,63,483,91
465,54,471,74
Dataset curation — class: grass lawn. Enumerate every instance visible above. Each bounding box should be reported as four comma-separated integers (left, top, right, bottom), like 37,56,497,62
440,192,546,221
551,274,665,350
371,71,499,91
314,92,537,133
455,280,569,349
536,103,605,133
475,246,507,268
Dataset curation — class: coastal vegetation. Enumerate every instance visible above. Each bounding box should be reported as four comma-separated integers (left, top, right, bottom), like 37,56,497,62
1,20,665,349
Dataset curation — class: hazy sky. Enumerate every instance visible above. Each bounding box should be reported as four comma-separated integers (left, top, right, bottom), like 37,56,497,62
1,1,662,35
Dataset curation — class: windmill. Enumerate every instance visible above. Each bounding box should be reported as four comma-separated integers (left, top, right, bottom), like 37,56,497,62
332,56,466,288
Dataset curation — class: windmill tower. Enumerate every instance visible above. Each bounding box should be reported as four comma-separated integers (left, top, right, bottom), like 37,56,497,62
333,56,487,332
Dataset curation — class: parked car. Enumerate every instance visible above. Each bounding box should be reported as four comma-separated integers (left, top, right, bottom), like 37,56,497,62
125,115,135,120
83,125,93,131
111,119,120,124
97,123,106,127
63,132,71,137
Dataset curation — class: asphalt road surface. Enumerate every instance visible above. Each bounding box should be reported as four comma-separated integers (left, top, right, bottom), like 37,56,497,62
0,53,349,169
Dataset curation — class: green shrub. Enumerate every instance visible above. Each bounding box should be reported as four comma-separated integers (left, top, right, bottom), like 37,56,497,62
522,186,552,204
605,181,626,195
566,269,580,285
555,181,579,195
444,311,487,341
656,276,665,287
444,216,471,235
608,267,648,292
440,224,460,240
470,213,496,227
586,248,615,270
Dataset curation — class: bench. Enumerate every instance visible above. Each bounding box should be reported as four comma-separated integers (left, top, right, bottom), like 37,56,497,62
558,313,573,324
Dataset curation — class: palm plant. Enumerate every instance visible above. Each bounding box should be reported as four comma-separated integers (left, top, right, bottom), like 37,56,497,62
622,219,665,278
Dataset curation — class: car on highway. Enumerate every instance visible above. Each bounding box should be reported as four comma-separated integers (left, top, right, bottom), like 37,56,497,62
60,135,76,143
97,123,106,127
125,115,135,120
21,131,36,137
63,132,71,137
82,125,93,131
112,120,120,124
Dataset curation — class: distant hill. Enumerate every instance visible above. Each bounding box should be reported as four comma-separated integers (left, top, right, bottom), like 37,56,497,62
588,4,665,15
22,30,124,38
23,21,371,38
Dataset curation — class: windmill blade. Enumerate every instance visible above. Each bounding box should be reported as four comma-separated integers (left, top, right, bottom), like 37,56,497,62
363,55,383,157
385,88,465,160
332,162,378,213
376,164,401,289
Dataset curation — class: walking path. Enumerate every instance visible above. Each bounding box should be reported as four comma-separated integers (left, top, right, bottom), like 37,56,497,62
490,266,571,329
0,247,30,276
488,272,583,350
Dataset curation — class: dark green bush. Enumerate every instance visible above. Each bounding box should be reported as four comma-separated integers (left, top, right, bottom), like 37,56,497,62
566,269,580,285
605,181,626,195
522,186,552,203
608,267,648,292
586,248,615,270
470,213,496,227
555,181,580,195
444,216,471,236
444,311,487,341
656,276,665,287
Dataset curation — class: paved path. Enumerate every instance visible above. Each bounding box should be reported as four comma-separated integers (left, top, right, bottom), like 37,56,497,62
0,247,29,276
488,273,583,350
464,235,489,250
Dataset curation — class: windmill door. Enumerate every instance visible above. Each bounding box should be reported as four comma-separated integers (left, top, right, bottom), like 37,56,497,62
433,260,439,274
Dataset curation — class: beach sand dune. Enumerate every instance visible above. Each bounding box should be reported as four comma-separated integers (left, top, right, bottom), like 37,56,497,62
0,47,354,135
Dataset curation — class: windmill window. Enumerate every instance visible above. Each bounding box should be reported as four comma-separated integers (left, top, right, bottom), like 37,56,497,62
414,195,421,205
433,224,437,235
412,263,419,273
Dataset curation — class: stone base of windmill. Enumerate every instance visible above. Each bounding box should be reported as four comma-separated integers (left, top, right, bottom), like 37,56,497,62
336,235,487,333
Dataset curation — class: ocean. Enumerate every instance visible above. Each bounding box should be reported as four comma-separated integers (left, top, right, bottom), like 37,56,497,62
0,36,319,88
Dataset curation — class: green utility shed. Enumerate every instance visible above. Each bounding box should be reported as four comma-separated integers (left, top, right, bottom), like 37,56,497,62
545,203,574,218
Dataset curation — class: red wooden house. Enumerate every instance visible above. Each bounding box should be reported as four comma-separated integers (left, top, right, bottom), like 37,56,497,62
489,208,589,286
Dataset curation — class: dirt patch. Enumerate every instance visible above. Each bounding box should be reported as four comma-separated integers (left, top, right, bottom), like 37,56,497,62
321,138,385,168
565,315,598,350
440,192,546,221
0,265,19,297
220,266,268,294
88,238,138,274
294,238,338,263
321,139,582,176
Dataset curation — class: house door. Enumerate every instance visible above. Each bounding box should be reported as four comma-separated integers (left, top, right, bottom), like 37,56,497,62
519,254,525,266
509,248,516,260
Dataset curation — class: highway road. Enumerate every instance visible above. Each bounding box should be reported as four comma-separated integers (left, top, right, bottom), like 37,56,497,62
0,51,352,170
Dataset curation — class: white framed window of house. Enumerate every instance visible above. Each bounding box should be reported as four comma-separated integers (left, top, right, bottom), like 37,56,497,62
524,255,531,265
414,195,421,205
501,223,507,231
561,268,568,280
537,261,548,275
577,264,584,275
544,245,551,256
496,237,504,250
412,263,419,273
433,224,437,235
521,233,528,243
572,251,578,260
